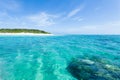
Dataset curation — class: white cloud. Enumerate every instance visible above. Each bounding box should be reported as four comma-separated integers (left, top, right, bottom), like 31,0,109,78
27,12,56,27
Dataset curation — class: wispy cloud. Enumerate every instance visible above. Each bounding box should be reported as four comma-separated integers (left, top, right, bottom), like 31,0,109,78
0,12,58,29
67,8,81,18
72,17,84,22
67,4,85,18
27,12,58,27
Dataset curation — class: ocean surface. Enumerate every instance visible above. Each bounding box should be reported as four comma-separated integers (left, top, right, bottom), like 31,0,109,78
0,35,120,80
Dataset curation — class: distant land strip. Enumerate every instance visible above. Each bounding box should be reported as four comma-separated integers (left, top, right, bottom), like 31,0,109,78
0,29,50,34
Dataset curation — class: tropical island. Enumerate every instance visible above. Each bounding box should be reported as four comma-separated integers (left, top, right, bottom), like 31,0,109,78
0,29,50,34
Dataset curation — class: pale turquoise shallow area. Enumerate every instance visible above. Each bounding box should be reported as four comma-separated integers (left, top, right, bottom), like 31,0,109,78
0,35,120,80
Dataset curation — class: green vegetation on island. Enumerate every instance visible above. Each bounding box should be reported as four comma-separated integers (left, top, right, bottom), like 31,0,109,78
0,29,50,34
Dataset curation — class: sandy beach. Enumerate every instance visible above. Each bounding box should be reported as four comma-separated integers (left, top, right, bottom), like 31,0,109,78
0,33,54,36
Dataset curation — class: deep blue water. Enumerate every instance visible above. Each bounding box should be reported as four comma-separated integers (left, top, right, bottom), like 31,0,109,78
0,35,120,80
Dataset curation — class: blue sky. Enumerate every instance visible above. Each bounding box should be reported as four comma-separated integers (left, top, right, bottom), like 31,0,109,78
0,0,120,34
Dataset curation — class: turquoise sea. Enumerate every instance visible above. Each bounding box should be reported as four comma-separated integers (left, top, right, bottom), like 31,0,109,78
0,35,120,80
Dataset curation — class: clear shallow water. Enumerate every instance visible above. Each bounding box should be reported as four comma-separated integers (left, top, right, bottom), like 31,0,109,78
0,35,120,80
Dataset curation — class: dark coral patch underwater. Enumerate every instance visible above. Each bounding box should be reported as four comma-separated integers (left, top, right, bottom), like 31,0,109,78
67,57,120,80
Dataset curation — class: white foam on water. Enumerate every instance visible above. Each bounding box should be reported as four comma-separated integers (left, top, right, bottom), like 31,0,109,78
16,50,22,60
53,58,76,80
0,58,15,80
35,58,43,80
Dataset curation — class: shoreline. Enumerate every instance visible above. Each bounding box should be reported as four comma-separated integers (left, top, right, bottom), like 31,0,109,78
0,33,54,36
